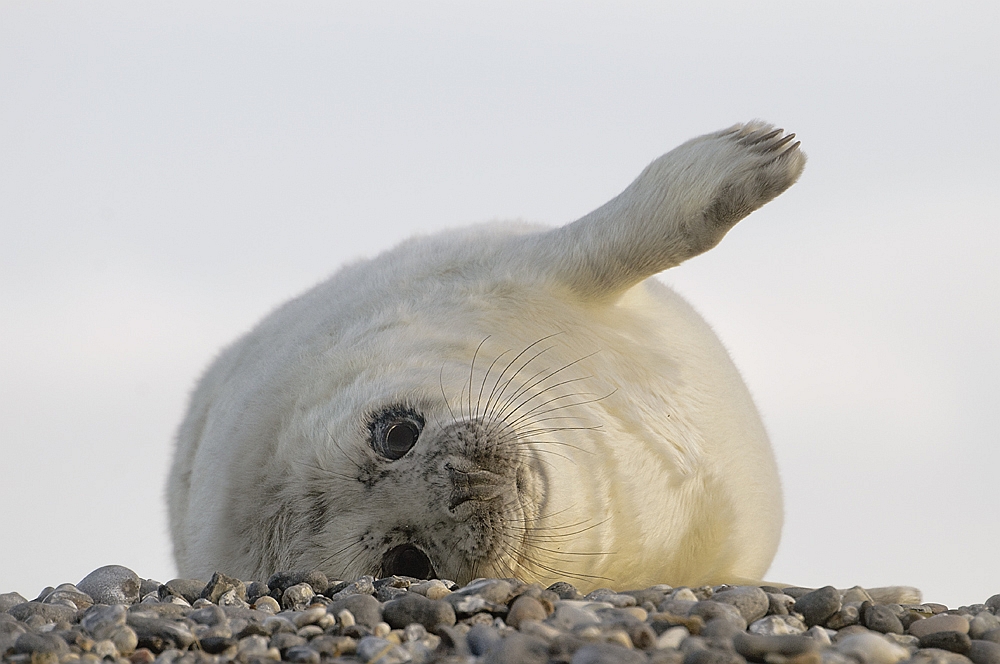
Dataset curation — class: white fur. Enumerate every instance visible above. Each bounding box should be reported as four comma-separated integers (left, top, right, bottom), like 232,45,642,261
168,122,804,589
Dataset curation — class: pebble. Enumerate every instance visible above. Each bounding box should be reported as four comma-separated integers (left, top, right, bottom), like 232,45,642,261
408,579,452,600
865,604,906,634
970,640,1000,664
0,592,28,613
77,565,141,605
711,586,769,624
158,578,206,604
507,594,548,628
836,631,911,664
571,642,646,664
794,586,842,627
972,613,1000,639
266,571,329,597
381,591,456,632
748,614,807,635
4,568,999,663
200,571,247,604
328,594,382,628
920,631,973,654
911,614,973,638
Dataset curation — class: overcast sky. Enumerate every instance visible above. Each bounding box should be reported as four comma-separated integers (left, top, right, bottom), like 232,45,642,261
2,2,998,608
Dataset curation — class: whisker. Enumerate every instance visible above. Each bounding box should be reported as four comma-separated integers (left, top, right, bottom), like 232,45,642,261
439,366,457,423
484,333,564,422
468,336,490,421
493,352,599,423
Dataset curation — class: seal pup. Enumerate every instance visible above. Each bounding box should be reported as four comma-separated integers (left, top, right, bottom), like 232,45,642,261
168,121,805,590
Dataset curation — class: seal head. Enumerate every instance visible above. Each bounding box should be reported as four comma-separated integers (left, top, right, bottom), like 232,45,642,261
168,122,805,589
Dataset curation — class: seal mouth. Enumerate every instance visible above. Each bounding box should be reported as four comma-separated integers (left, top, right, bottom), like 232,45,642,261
380,544,437,579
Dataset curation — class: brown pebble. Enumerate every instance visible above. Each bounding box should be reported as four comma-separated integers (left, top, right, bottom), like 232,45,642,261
128,649,155,664
506,595,548,629
909,613,971,638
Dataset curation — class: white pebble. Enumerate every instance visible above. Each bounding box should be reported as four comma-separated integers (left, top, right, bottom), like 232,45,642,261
836,632,910,664
655,626,689,650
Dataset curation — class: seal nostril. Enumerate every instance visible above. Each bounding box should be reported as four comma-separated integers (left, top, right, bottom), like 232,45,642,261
381,544,436,580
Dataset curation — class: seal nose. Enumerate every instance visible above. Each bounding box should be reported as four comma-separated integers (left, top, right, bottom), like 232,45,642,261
447,465,508,511
381,544,436,579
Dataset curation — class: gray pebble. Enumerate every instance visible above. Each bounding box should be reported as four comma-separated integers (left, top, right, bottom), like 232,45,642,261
448,592,507,617
77,565,141,605
127,611,197,652
972,614,1000,639
467,623,503,656
453,578,514,604
80,603,127,639
328,593,382,628
794,586,842,627
711,586,769,623
865,604,906,634
7,600,76,624
584,588,637,608
571,642,646,664
765,592,794,616
356,635,408,663
376,584,409,603
0,617,26,654
827,603,862,629
622,587,670,607
733,631,818,659
199,635,237,654
246,580,270,604
188,604,226,626
43,583,94,610
267,570,330,596
14,632,69,655
548,582,583,600
270,631,307,652
285,644,321,663
689,601,747,631
282,582,316,610
550,603,602,630
382,592,457,632
986,596,1000,614
920,631,973,654
217,587,250,609
158,578,207,604
911,614,972,638
482,631,549,664
0,591,28,613
200,571,247,604
327,575,375,599
748,614,808,636
683,647,746,664
908,649,975,664
970,640,1000,664
139,578,161,598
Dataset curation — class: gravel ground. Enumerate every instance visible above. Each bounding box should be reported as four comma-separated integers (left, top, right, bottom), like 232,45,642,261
3,565,999,664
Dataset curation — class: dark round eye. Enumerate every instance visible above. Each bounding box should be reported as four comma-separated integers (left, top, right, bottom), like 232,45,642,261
370,407,424,460
383,422,419,459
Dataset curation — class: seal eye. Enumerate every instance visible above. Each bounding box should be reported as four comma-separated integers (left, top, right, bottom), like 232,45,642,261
383,422,418,458
370,407,424,460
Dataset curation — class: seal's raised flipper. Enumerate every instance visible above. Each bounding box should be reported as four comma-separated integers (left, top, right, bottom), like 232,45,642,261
538,121,805,299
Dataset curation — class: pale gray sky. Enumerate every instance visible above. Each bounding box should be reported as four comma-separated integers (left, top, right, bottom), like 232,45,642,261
2,2,998,607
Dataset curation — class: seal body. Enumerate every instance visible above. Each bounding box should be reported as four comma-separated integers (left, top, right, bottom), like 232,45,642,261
168,122,805,589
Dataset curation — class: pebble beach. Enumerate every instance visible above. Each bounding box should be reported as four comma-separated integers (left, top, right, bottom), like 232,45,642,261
3,565,999,664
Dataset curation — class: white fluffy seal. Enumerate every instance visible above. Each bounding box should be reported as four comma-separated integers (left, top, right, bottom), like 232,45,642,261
168,121,805,591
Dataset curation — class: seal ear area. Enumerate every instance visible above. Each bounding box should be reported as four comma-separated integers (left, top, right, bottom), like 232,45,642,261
368,406,425,461
523,121,806,301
